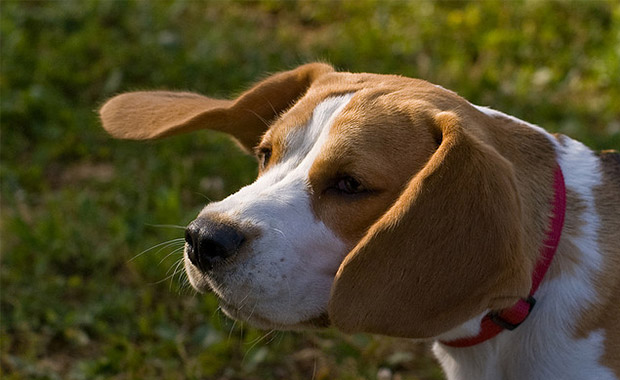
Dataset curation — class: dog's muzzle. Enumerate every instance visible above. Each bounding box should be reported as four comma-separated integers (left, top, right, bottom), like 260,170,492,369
184,217,246,272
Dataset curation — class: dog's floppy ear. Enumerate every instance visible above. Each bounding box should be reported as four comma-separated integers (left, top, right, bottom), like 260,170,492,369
328,111,532,339
99,63,334,151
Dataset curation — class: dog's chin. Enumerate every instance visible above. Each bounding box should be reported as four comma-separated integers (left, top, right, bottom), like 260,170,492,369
219,300,330,331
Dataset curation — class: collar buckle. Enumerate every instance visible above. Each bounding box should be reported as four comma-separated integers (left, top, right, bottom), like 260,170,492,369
489,296,537,331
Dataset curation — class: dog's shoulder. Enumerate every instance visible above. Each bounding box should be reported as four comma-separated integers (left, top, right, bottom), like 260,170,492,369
598,150,620,187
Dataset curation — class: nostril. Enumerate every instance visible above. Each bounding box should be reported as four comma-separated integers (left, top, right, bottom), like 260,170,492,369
184,227,199,268
184,228,192,245
200,239,228,264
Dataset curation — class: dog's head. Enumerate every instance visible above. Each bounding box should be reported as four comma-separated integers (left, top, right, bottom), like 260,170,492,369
100,63,535,339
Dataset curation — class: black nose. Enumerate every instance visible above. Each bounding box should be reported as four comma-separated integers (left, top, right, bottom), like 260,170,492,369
185,218,246,272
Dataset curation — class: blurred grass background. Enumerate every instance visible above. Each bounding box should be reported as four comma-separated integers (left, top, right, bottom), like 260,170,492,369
1,1,619,379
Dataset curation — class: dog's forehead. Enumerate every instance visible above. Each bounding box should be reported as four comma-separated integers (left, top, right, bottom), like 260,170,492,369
262,72,458,163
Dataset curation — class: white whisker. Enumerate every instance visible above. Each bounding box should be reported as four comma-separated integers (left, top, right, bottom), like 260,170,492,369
145,223,186,230
130,238,184,262
159,246,185,266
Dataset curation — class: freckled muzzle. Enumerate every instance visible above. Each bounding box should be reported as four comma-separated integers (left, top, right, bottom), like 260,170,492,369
184,217,246,272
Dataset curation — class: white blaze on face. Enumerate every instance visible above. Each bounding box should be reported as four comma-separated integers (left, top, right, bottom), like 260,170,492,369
185,94,355,328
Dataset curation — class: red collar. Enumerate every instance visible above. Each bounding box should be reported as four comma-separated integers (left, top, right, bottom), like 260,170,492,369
442,165,566,348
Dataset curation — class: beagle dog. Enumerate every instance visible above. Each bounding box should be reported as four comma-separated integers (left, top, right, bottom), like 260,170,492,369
100,63,619,380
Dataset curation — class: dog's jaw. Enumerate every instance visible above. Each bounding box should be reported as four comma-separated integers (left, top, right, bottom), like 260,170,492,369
184,95,354,329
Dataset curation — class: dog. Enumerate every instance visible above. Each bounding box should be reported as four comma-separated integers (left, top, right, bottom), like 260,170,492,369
100,63,619,380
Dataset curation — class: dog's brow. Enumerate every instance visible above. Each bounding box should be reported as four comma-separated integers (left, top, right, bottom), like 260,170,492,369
281,94,355,169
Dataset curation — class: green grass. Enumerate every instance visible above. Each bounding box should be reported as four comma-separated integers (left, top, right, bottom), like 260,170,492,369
1,1,618,379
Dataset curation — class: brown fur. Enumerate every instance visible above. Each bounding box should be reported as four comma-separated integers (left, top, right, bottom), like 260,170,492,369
576,151,620,375
309,90,438,245
480,113,558,269
99,63,334,151
325,106,553,338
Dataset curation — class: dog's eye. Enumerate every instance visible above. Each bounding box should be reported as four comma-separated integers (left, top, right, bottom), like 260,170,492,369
257,147,272,170
335,176,366,195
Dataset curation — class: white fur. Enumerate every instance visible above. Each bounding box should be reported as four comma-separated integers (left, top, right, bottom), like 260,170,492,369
436,311,486,342
185,94,355,328
433,110,617,380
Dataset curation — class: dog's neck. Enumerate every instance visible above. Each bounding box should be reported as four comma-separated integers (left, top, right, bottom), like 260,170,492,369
431,133,615,380
439,166,565,348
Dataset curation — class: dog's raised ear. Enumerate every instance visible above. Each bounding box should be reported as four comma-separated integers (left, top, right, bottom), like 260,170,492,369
99,63,334,152
328,111,533,339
